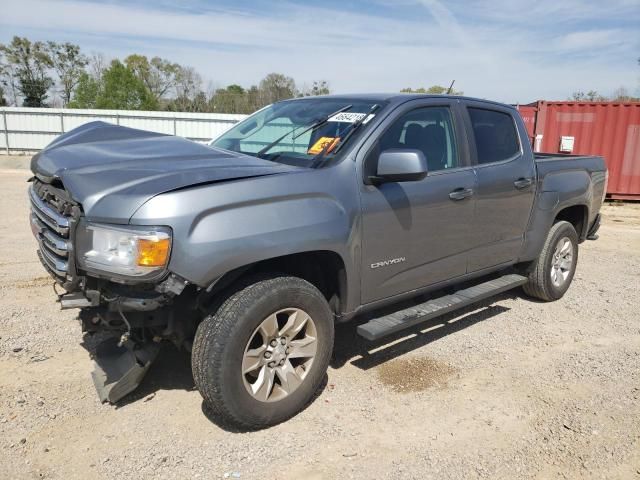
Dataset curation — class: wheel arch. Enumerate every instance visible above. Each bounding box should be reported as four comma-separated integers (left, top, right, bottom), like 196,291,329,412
202,250,349,316
553,203,589,241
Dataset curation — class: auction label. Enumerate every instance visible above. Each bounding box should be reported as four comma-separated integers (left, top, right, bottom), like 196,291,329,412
328,112,374,124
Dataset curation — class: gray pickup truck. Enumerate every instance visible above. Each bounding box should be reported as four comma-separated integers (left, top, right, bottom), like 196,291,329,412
29,94,607,428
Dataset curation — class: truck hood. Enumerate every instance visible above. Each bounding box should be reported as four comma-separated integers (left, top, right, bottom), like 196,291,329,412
31,121,302,223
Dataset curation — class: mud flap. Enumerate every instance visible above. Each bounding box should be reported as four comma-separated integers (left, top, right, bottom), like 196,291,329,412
91,337,160,403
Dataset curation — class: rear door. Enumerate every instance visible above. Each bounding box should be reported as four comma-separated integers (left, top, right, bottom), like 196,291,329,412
462,101,536,272
358,99,476,304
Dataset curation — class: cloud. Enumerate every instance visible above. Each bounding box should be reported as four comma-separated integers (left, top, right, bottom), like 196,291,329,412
556,29,626,51
415,0,472,48
1,0,638,102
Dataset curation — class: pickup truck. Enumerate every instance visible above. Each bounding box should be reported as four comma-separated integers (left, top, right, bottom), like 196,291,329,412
28,94,607,429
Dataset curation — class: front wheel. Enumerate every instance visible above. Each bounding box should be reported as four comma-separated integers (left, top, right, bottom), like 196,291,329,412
523,220,579,302
192,275,334,429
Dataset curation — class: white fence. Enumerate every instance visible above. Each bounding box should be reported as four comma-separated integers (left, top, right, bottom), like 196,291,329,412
0,107,249,154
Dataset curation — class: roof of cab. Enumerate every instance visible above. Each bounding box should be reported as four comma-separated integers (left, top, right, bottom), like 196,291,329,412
285,93,516,110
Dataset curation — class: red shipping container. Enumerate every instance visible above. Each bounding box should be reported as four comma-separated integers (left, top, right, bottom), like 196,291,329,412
517,105,538,145
517,101,640,200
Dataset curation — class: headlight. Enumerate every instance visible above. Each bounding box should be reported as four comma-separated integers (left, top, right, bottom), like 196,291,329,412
76,222,172,279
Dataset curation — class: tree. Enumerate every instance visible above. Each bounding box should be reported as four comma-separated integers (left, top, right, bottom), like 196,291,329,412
400,84,463,95
70,60,157,110
570,90,607,101
299,80,331,97
125,54,181,104
311,80,330,96
0,54,18,106
209,84,250,114
0,36,53,107
0,84,6,106
171,66,203,112
191,90,209,112
88,52,108,80
67,53,106,109
46,41,88,106
68,72,100,108
259,73,296,104
245,85,264,112
96,60,157,110
611,86,639,102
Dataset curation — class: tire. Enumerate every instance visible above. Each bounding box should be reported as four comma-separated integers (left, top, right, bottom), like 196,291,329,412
192,275,334,429
523,220,579,302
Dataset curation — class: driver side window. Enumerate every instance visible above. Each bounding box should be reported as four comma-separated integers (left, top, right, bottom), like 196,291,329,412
379,106,458,172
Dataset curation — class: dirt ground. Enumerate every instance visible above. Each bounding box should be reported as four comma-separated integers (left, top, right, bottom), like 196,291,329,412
1,162,639,479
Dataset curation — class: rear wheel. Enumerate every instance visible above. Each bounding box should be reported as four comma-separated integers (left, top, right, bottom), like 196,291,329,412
523,220,579,301
192,275,334,429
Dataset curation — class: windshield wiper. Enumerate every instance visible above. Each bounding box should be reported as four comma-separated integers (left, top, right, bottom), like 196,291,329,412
255,104,353,159
291,104,352,141
309,104,380,168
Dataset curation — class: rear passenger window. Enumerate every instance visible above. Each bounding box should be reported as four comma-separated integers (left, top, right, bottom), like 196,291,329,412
378,107,458,172
468,108,520,164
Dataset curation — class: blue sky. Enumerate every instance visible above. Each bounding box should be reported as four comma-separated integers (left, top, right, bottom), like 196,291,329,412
1,0,639,103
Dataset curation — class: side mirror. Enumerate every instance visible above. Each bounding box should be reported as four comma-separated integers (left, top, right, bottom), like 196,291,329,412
370,149,428,183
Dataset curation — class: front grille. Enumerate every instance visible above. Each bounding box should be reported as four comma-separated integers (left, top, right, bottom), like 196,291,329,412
29,179,81,288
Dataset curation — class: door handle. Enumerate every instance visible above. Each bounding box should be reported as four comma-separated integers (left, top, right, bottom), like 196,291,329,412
449,187,474,201
514,177,533,189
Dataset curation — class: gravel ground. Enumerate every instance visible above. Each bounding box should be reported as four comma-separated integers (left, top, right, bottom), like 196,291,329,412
1,161,639,479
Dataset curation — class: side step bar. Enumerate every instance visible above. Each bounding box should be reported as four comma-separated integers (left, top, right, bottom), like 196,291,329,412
356,274,527,341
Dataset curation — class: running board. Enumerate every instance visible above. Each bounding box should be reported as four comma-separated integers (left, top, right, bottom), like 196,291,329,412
356,274,527,341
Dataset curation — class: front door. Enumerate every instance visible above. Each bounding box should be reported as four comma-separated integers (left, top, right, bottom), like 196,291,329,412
359,102,476,304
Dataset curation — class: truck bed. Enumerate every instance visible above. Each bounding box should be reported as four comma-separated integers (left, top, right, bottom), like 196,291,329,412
534,152,606,175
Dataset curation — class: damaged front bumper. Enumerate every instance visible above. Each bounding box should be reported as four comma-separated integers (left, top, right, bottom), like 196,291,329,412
30,177,197,404
91,337,160,403
55,273,194,404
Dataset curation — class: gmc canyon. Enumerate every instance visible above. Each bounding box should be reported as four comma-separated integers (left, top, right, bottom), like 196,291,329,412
28,94,607,428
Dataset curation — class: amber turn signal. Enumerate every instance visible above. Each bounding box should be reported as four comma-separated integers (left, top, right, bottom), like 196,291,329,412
136,238,171,267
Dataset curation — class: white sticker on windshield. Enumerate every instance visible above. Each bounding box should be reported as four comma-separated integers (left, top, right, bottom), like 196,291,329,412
328,112,375,124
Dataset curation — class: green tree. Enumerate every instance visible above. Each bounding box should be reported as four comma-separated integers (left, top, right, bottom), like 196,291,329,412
210,84,250,113
0,84,7,106
259,73,296,104
0,36,53,107
226,84,245,95
400,85,463,95
96,60,157,110
47,41,88,106
70,60,157,110
124,54,181,104
68,72,100,108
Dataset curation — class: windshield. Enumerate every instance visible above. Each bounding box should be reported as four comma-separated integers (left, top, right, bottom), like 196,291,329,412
211,98,385,168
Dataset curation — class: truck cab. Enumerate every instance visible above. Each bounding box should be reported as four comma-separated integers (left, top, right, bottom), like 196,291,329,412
356,97,537,304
